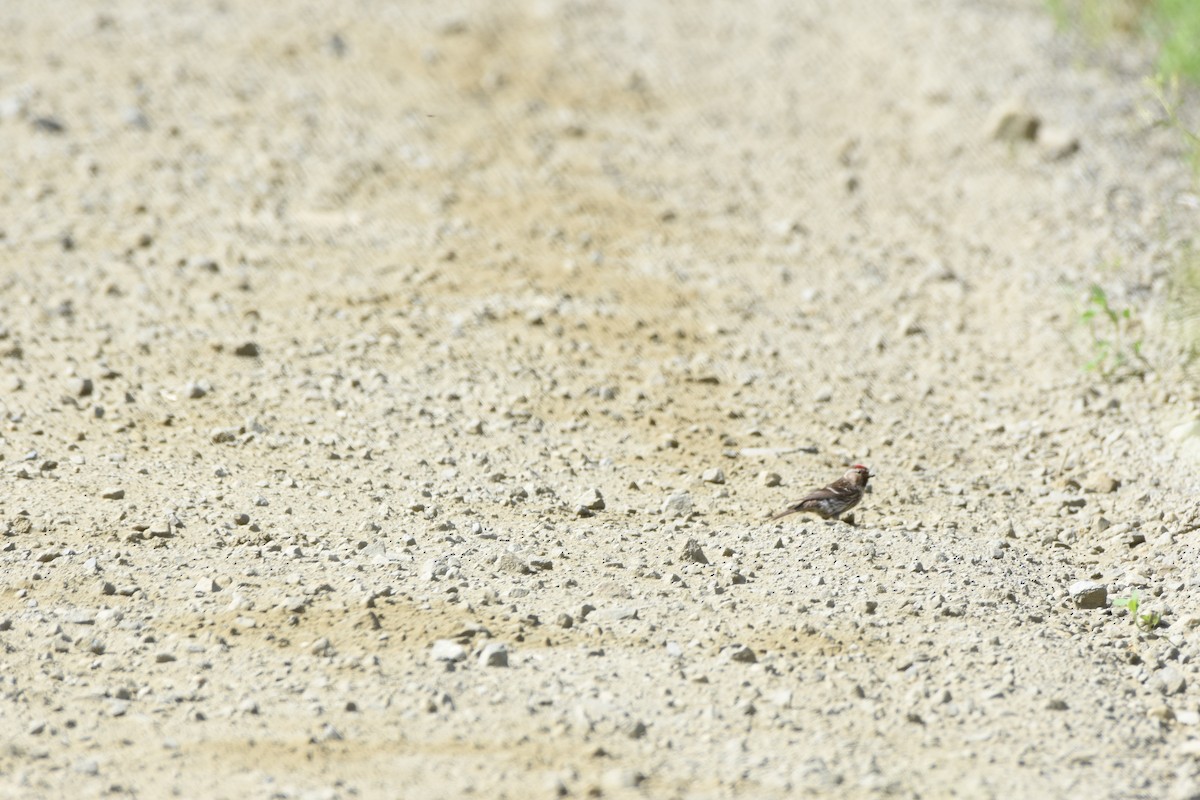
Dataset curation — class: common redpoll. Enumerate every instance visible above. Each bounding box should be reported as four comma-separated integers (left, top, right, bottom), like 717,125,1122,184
768,464,872,522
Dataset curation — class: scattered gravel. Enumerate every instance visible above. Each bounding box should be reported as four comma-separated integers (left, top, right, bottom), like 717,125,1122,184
0,1,1197,798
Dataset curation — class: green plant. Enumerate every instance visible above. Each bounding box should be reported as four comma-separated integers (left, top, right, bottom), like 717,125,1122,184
1080,284,1148,379
1166,245,1200,373
1044,0,1153,39
1146,72,1200,176
1154,0,1200,84
1113,591,1162,631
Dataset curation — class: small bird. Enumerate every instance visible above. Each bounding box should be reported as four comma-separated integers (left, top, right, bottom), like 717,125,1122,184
768,464,873,522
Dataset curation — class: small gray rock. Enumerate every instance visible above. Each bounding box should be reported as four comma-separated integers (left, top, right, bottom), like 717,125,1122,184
431,639,467,662
479,642,508,667
721,644,757,664
186,380,211,399
1068,580,1107,610
592,606,639,622
680,537,708,565
496,553,532,575
64,609,95,625
1152,665,1186,696
1083,473,1120,494
662,492,693,519
1039,126,1080,160
210,427,238,443
101,487,125,500
989,98,1039,142
284,597,308,613
701,468,725,485
602,769,644,790
68,377,93,397
621,719,647,739
575,488,605,512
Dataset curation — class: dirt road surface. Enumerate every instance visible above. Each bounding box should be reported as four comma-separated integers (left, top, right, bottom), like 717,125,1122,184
3,1,1200,797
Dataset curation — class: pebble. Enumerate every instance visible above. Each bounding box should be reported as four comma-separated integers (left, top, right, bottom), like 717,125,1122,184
312,723,343,743
1083,473,1120,494
233,342,260,357
496,553,532,575
662,492,693,519
1151,666,1186,696
210,427,238,443
601,769,644,790
479,642,509,667
33,116,66,134
64,609,95,625
760,471,782,487
701,468,725,484
67,377,93,397
988,98,1039,141
621,719,647,739
1068,580,1107,610
574,488,605,515
187,255,219,272
420,557,461,581
1147,704,1174,722
194,578,221,594
721,644,757,664
1038,126,1080,160
101,487,125,500
186,380,211,399
592,606,639,622
680,538,708,565
431,639,467,662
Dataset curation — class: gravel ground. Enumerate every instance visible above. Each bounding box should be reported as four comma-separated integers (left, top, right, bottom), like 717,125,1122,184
3,1,1200,798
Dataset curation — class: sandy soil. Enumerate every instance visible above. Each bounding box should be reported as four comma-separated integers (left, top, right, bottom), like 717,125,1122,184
3,1,1200,798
